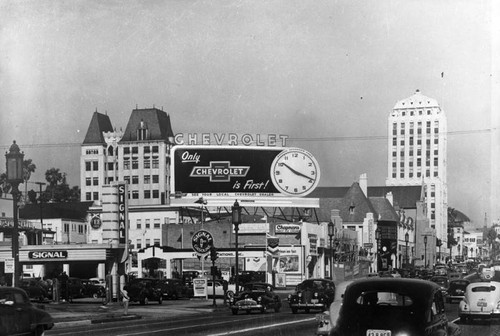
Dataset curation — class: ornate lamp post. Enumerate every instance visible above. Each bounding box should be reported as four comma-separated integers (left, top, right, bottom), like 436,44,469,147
327,220,335,280
375,228,381,272
5,141,24,288
405,232,409,267
232,200,242,294
424,235,428,268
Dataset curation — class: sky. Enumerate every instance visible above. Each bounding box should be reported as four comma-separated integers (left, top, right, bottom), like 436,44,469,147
0,0,496,226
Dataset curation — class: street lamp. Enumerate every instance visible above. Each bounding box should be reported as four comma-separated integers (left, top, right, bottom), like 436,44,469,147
424,235,428,268
327,220,335,280
375,228,381,272
405,232,409,268
5,141,24,288
232,200,242,294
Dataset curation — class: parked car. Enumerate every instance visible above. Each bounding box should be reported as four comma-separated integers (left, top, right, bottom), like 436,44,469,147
430,275,449,297
207,279,236,299
157,278,190,299
315,280,354,336
0,286,54,336
66,277,85,300
446,279,470,303
19,278,51,302
81,279,106,299
329,278,461,336
89,277,105,287
228,282,281,315
127,278,163,305
459,280,500,322
288,278,335,314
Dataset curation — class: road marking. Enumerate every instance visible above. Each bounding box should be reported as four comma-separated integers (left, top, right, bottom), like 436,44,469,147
207,317,316,336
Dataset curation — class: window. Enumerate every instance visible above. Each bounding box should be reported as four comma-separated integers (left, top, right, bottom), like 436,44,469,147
124,176,130,184
154,219,161,229
144,190,151,199
124,147,130,154
93,161,98,170
93,177,99,186
132,176,139,184
86,178,91,186
152,159,159,168
393,138,397,146
144,175,151,184
132,160,138,169
152,146,159,153
145,239,151,247
93,192,99,200
132,190,139,199
144,146,150,153
154,239,160,246
107,162,114,170
86,192,91,201
153,190,159,198
152,175,159,183
409,137,413,145
85,162,92,171
136,239,142,249
144,159,150,169
132,147,138,154
124,160,130,170
145,219,150,229
400,140,405,146
63,223,69,233
136,219,142,229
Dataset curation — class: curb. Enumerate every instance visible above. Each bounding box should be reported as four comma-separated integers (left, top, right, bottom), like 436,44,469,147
54,314,142,328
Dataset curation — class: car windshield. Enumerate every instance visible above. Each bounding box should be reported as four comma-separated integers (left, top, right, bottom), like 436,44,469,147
297,281,326,290
356,291,414,307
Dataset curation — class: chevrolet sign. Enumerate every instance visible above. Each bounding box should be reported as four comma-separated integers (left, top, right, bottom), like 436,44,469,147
29,251,68,259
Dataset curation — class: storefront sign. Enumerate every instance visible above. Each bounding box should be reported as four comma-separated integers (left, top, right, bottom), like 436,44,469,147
174,133,288,147
4,258,14,273
193,278,208,297
117,183,128,244
275,224,301,234
191,230,214,255
28,251,68,259
90,214,102,229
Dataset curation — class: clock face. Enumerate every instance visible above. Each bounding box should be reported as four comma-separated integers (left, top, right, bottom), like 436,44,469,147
270,148,320,196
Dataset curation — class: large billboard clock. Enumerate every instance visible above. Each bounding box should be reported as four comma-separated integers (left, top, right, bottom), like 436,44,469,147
270,147,320,196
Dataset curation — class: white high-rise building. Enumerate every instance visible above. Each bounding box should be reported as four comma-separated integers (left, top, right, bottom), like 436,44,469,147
386,90,448,245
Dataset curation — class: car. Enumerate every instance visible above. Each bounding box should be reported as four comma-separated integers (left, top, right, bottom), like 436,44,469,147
157,278,191,299
315,280,354,336
127,278,163,305
430,275,449,297
19,278,52,302
0,286,54,336
81,279,106,299
329,278,461,336
207,279,236,299
288,278,335,314
89,277,106,287
446,279,470,303
228,282,281,315
459,280,500,322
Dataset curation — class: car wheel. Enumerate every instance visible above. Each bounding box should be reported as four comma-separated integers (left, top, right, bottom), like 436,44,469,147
232,309,238,315
226,291,234,300
92,293,99,299
291,307,298,314
33,325,45,336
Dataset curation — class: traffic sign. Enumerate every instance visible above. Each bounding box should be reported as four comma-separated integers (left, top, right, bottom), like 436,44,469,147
192,230,214,254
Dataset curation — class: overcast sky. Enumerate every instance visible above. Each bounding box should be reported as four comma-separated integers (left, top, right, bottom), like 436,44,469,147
0,0,496,225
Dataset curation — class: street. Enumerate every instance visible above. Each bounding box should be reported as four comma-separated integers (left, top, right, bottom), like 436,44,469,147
43,299,500,336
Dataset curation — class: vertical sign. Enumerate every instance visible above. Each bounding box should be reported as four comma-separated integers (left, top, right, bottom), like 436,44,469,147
118,182,128,244
4,258,14,273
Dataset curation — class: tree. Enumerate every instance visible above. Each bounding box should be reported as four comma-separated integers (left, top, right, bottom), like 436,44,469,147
45,168,63,201
0,172,11,197
22,158,36,200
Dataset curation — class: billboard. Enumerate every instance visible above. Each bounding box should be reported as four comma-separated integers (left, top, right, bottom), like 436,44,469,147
170,146,321,208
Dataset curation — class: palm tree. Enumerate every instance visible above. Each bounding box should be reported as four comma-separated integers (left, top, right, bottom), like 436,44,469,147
0,172,11,197
45,168,62,202
23,159,36,200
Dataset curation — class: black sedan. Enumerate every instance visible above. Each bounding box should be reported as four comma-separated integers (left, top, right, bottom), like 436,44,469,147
329,278,461,336
288,278,335,313
446,279,469,303
127,278,163,305
0,287,54,336
228,282,281,315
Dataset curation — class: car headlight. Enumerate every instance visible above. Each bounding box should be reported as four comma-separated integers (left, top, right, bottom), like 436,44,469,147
314,292,319,298
298,292,302,298
258,296,262,302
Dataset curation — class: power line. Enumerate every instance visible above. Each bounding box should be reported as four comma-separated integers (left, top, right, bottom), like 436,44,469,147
0,128,492,149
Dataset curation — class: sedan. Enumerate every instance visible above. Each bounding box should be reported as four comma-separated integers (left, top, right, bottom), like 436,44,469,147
459,280,500,322
0,287,54,336
329,278,461,336
447,279,469,303
228,282,281,315
288,278,335,314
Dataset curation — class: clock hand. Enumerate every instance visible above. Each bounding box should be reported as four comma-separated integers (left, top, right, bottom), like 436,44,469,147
282,163,313,180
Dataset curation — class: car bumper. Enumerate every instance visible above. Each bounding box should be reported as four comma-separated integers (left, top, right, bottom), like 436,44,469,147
290,303,326,310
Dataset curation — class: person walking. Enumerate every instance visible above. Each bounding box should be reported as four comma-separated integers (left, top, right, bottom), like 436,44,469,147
121,285,130,315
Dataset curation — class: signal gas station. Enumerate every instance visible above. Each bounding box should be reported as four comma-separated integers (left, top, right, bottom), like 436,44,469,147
137,145,323,288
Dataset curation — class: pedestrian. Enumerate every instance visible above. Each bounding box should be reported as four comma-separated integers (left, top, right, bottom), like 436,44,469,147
121,285,130,315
